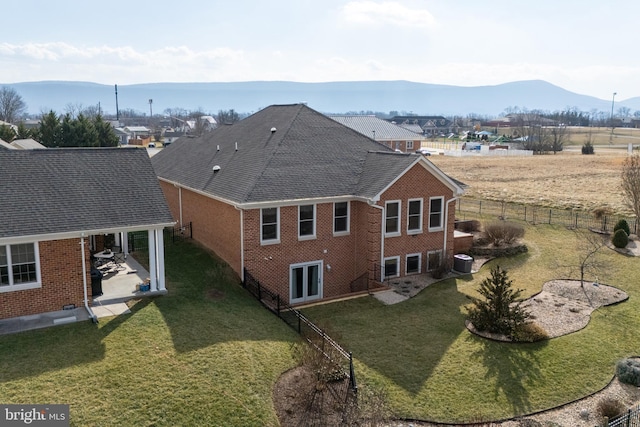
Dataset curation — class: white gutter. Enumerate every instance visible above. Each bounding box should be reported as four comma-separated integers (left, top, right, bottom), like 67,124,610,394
368,201,385,281
80,236,98,323
443,196,458,258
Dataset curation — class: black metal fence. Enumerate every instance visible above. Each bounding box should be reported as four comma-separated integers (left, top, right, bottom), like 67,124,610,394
128,222,192,253
456,198,638,234
598,403,640,426
242,268,357,395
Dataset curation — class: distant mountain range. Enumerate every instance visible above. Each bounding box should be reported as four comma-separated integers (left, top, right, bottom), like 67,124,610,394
5,80,639,117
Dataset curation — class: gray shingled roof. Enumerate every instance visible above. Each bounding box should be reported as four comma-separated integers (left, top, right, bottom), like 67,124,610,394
329,115,423,141
0,148,175,240
151,104,465,204
152,104,437,205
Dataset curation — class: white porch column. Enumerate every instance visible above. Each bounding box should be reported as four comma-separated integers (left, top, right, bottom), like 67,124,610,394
122,231,129,257
148,229,158,291
155,228,166,291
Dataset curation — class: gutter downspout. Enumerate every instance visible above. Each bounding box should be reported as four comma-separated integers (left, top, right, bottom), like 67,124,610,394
80,235,98,323
369,202,385,282
234,206,244,282
443,196,458,260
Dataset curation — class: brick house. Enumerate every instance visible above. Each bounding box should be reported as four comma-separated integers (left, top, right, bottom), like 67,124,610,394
0,148,174,322
152,104,464,306
329,115,425,153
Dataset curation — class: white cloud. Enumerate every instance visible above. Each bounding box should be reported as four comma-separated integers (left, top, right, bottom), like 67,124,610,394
341,1,437,29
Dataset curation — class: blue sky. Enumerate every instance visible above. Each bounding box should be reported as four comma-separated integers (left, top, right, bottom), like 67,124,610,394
2,0,637,101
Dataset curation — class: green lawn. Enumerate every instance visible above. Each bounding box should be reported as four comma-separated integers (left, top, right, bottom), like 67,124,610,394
2,224,638,425
0,241,299,427
303,223,640,423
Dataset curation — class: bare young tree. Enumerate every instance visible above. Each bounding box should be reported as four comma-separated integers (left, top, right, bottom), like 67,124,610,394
0,86,27,123
573,230,608,288
621,153,640,220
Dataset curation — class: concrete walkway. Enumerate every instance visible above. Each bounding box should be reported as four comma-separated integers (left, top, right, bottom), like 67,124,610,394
373,257,489,305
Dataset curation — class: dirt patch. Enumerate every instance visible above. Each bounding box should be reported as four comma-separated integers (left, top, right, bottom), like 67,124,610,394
273,366,351,427
205,288,225,300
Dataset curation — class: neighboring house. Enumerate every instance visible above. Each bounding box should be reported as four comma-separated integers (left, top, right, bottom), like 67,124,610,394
114,127,130,146
10,138,46,150
123,126,151,145
388,116,453,136
0,139,13,150
162,130,187,145
329,115,425,153
0,148,174,322
152,104,464,306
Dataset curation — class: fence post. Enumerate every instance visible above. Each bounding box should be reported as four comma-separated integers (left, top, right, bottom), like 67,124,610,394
349,352,358,393
626,408,631,427
258,281,262,301
524,206,527,222
479,200,482,216
604,216,608,232
276,294,280,317
189,221,193,239
297,315,301,334
549,209,552,225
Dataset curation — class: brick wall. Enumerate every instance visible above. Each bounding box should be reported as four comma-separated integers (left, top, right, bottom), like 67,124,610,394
0,239,89,320
158,161,458,306
159,182,242,273
243,203,369,302
376,162,456,275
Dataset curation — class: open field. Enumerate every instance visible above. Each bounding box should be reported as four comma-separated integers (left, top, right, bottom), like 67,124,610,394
564,126,640,146
430,147,633,215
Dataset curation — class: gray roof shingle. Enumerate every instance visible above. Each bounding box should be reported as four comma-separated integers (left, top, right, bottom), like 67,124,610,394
329,115,423,140
0,148,175,240
152,104,458,205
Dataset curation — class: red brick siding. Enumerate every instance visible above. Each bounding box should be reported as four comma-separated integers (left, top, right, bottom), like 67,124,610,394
378,140,421,153
0,239,89,320
244,202,378,303
377,163,456,275
159,182,242,274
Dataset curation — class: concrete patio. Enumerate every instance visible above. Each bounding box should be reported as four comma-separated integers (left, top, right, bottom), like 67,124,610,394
0,255,165,336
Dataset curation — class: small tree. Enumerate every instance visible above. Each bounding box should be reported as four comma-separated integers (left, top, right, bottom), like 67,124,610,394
613,219,631,236
467,266,530,337
612,229,629,249
621,153,640,220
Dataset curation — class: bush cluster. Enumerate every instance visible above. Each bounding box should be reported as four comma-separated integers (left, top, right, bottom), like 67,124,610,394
456,219,481,233
612,228,629,248
614,219,631,236
512,322,549,343
483,221,525,246
596,397,626,421
582,141,595,155
616,358,640,386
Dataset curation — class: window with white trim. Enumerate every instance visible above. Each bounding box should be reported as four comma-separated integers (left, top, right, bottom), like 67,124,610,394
260,207,280,244
383,256,400,279
429,197,444,231
427,250,442,272
0,243,41,292
406,141,414,150
385,200,401,237
407,198,423,234
406,253,422,275
333,202,350,235
298,204,316,239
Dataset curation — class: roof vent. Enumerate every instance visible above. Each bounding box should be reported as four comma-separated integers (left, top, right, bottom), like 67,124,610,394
235,142,238,151
216,145,220,151
212,165,221,173
271,127,276,134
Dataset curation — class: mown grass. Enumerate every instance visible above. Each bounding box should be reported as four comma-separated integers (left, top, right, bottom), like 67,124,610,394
303,222,640,423
0,241,299,427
